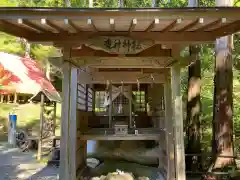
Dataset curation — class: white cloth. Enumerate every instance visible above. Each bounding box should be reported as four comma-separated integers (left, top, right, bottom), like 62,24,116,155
103,85,134,107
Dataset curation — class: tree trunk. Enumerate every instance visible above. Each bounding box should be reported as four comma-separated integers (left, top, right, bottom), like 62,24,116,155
209,0,236,173
64,0,71,7
186,46,202,172
211,35,236,170
151,0,156,7
118,0,124,7
185,0,202,172
89,0,93,7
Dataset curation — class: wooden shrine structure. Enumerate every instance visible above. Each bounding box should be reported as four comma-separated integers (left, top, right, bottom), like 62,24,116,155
0,7,240,180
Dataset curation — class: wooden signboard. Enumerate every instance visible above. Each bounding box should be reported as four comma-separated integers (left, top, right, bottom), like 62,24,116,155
86,36,155,54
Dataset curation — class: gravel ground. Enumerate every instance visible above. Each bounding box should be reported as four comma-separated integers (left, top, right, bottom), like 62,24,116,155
0,142,59,180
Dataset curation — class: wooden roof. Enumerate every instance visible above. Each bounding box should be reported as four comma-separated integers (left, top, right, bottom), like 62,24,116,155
0,7,240,45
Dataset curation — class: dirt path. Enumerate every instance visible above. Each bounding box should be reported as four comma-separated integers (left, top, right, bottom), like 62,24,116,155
0,142,59,180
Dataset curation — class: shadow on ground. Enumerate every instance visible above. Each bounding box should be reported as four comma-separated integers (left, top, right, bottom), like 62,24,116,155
0,142,59,180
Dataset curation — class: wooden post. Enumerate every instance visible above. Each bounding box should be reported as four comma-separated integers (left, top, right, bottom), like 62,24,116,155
37,93,45,161
7,94,10,103
60,60,78,180
52,102,57,136
60,46,78,180
68,64,78,180
92,86,96,112
108,82,112,128
14,93,17,104
164,75,175,180
0,95,3,103
85,84,89,112
129,85,132,128
171,66,186,180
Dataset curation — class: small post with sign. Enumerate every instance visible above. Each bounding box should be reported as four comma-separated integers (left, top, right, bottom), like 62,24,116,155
8,112,17,147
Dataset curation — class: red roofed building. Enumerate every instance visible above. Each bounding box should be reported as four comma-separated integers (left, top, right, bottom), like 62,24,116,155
0,52,61,103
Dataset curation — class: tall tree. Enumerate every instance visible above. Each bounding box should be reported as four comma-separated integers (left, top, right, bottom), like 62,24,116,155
152,0,156,7
64,0,71,7
89,0,93,7
118,0,124,7
210,0,236,175
185,0,202,172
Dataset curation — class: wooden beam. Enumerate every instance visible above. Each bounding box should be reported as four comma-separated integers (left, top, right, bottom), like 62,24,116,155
78,71,165,84
80,134,161,140
71,45,171,57
27,31,216,43
71,57,173,68
19,19,49,33
195,18,225,31
66,19,82,32
213,20,240,37
0,7,238,19
129,18,137,32
87,18,98,32
0,19,35,38
71,45,112,57
178,18,203,32
145,18,159,32
161,18,182,32
135,44,171,57
42,19,66,33
110,18,115,32
49,55,193,70
97,68,169,74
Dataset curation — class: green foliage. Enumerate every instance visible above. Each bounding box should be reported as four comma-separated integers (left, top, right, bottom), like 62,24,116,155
0,0,17,7
0,33,25,55
158,0,187,7
71,0,89,7
124,0,152,8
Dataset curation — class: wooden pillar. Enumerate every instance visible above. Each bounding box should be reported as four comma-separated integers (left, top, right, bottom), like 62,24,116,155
37,93,45,161
108,82,112,128
171,66,186,180
129,85,132,128
85,84,89,112
52,102,57,136
148,84,163,128
164,75,175,180
60,47,78,180
0,95,3,103
7,94,10,103
92,86,96,112
14,93,17,104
